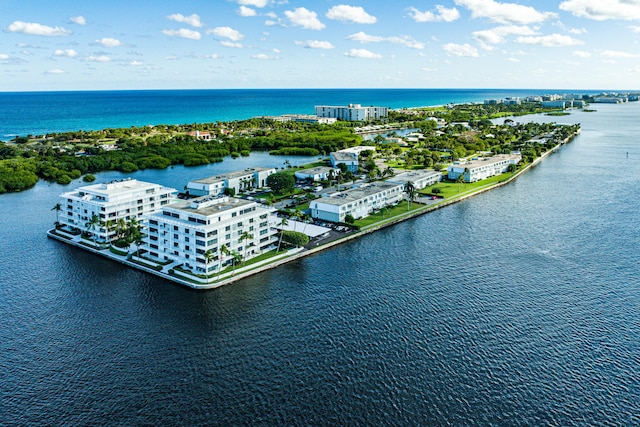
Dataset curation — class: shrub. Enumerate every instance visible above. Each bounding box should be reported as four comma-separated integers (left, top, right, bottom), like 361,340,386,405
281,230,309,247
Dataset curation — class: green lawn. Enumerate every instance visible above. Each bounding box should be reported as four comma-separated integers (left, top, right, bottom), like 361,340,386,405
421,170,519,199
354,201,424,228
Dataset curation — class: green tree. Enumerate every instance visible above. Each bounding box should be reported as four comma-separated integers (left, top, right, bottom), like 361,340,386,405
240,231,253,265
219,244,230,279
85,214,101,246
405,181,417,211
267,171,295,194
281,230,309,247
276,217,288,253
51,203,62,227
204,249,215,281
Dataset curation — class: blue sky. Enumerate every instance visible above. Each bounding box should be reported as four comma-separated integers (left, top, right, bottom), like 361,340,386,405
2,0,640,91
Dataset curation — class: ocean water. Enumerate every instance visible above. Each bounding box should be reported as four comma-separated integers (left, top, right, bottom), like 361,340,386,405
0,88,592,140
1,96,639,426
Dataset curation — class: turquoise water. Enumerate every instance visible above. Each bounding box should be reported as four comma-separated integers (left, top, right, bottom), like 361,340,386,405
1,99,638,425
0,88,595,140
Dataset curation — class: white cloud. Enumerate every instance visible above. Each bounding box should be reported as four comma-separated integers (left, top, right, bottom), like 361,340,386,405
208,27,244,41
568,27,587,35
70,16,86,26
54,49,78,57
631,26,640,33
239,6,257,17
46,69,65,74
0,54,9,60
285,8,325,30
162,29,202,40
472,25,536,48
443,43,479,57
408,6,460,23
87,55,111,62
252,53,278,60
167,13,203,28
516,34,582,47
347,32,424,49
96,37,122,47
602,50,638,58
508,57,519,62
573,50,591,58
220,41,244,48
326,5,377,24
344,48,382,59
454,0,557,24
297,40,335,49
7,21,71,36
238,0,269,7
560,0,640,21
205,54,220,59
129,60,143,66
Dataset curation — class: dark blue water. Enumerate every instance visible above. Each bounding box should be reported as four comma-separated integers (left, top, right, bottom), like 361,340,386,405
2,102,639,426
0,88,595,140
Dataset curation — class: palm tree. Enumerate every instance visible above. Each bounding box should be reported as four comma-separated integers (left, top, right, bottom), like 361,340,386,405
239,231,253,265
204,249,215,281
231,250,241,275
380,206,388,219
85,214,101,246
456,173,465,193
51,203,62,228
218,244,230,279
115,218,127,240
383,166,395,178
328,169,336,189
405,181,417,211
104,219,115,242
276,217,288,253
133,229,144,258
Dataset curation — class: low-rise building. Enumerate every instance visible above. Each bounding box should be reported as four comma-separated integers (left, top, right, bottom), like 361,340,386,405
330,151,359,173
386,170,442,190
186,167,276,197
58,178,177,242
447,154,522,183
294,166,340,182
188,130,212,140
144,195,278,276
309,181,404,223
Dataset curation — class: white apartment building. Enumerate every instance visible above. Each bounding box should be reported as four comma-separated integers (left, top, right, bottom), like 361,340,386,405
294,166,340,182
315,104,389,121
387,170,442,190
185,167,276,197
447,154,522,183
309,181,404,223
144,195,278,276
58,178,177,242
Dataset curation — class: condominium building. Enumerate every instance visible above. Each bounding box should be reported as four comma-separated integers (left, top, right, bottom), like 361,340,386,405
294,166,340,182
58,178,177,242
144,195,278,276
309,181,405,223
329,151,359,173
387,170,442,190
447,154,522,183
185,167,276,197
315,104,389,121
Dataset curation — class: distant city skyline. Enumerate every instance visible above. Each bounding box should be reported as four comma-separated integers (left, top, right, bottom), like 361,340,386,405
2,0,640,91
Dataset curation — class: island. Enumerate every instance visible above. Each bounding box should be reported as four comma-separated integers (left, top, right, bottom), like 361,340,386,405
44,96,583,288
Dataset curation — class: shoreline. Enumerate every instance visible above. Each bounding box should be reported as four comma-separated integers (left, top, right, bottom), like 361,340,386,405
47,135,573,290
